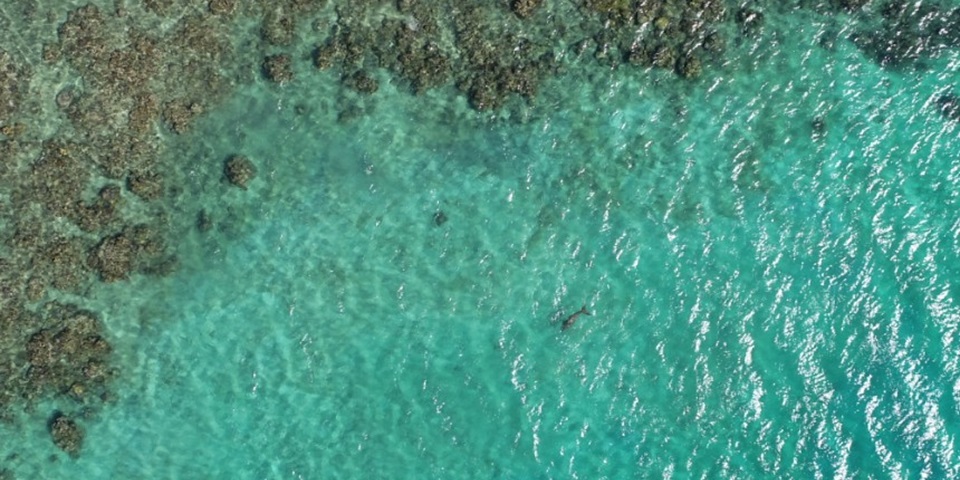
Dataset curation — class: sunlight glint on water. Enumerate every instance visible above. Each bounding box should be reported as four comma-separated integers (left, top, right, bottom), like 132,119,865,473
3,4,960,479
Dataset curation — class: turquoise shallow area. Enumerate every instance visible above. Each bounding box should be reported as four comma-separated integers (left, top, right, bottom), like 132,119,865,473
4,7,960,479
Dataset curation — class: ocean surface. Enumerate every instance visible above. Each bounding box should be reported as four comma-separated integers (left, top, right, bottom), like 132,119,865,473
3,3,960,479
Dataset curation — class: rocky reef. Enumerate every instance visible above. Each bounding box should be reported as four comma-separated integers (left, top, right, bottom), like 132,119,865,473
304,0,734,111
224,155,258,189
0,0,955,462
0,0,315,458
938,93,960,122
850,0,960,69
49,412,84,457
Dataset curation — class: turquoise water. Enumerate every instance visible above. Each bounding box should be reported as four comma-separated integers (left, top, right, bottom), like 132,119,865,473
5,6,960,479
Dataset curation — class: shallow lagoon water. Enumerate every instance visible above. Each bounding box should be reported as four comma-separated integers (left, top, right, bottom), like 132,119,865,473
3,5,960,479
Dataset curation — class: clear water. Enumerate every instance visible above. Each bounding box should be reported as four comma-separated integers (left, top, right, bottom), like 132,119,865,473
4,6,960,479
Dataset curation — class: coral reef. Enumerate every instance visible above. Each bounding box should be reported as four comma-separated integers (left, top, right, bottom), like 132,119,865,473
49,412,84,457
2,0,942,462
511,0,544,18
851,0,960,69
224,155,257,189
342,70,379,94
26,304,113,402
263,54,295,84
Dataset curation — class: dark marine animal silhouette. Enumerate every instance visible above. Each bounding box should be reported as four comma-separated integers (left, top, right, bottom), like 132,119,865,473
561,305,591,331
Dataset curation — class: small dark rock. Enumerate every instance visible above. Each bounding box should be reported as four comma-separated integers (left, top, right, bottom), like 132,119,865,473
736,8,764,37
224,155,256,189
343,70,378,94
337,103,363,123
263,54,294,84
466,84,500,111
313,43,341,70
55,87,77,109
397,0,414,13
812,116,827,136
838,0,871,11
626,45,649,66
937,94,960,122
651,45,676,69
207,0,235,15
261,9,296,46
703,32,726,55
197,209,213,232
49,412,83,457
434,211,448,226
675,54,702,79
510,0,542,18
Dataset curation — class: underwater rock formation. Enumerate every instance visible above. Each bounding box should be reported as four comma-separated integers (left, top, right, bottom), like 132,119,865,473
2,0,936,461
23,304,114,407
224,155,257,189
851,0,960,69
434,211,448,226
263,54,294,84
938,93,960,122
343,70,379,94
511,0,543,18
49,412,84,457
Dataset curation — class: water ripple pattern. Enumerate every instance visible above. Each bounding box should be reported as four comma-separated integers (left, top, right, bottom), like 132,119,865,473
3,5,960,480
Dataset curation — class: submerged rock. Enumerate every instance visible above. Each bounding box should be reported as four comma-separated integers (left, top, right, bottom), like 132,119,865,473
197,209,213,232
224,155,257,189
675,54,702,79
434,211,448,226
263,54,294,84
25,304,113,405
510,0,542,18
812,116,827,140
852,1,959,69
127,170,164,200
208,0,236,15
736,8,764,38
343,70,378,94
49,412,83,457
88,233,133,282
937,94,960,122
